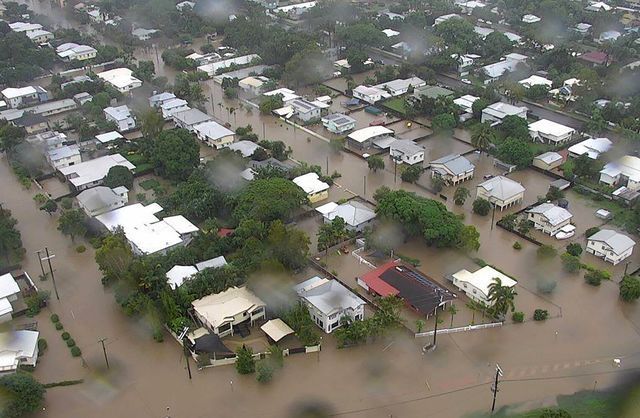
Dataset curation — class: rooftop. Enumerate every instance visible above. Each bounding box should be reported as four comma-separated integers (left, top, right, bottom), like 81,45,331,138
59,154,135,188
97,68,142,90
430,154,474,175
347,126,394,143
76,186,127,214
390,139,424,156
321,113,356,127
535,151,563,165
588,229,635,255
568,137,612,159
294,276,366,316
478,176,525,200
193,121,234,139
293,172,330,195
172,108,211,126
95,131,123,144
528,119,575,137
192,286,266,329
321,201,376,227
452,266,517,299
104,105,132,121
527,203,573,226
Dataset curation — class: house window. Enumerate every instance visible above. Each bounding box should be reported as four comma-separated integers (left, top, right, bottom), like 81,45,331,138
218,322,231,333
316,318,324,328
330,320,339,330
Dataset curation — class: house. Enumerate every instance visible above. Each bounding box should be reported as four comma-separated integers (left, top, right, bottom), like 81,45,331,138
528,119,575,144
474,26,495,39
522,14,541,23
389,139,425,165
503,31,523,44
56,43,97,61
600,156,640,190
0,273,22,323
347,126,394,149
585,1,613,12
96,203,199,255
249,0,279,9
76,186,128,217
104,105,136,132
1,86,48,108
8,22,43,32
0,330,40,372
353,85,387,104
412,85,453,101
131,28,158,41
598,30,621,43
194,121,235,149
192,287,266,337
13,113,48,134
482,54,528,84
526,203,573,235
476,176,525,210
149,92,176,108
238,76,269,95
196,256,228,271
228,140,261,158
430,154,475,185
172,108,212,132
290,99,321,122
454,95,480,114
59,154,135,191
263,88,299,103
74,92,92,105
518,75,552,89
175,1,195,10
568,137,612,159
316,200,376,232
160,98,189,119
375,77,426,97
452,53,481,75
46,145,81,170
197,54,260,77
293,172,330,203
578,51,609,66
586,229,635,265
26,130,67,149
97,68,142,93
294,276,366,333
533,151,563,170
481,102,528,125
321,113,356,134
574,23,593,35
456,0,486,14
433,13,461,25
95,131,124,146
358,261,456,317
25,29,54,44
451,266,517,306
271,1,317,18
28,99,76,117
166,265,198,290
382,28,400,37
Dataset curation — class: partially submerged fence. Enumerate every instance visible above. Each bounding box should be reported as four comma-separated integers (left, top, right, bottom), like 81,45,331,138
414,321,503,338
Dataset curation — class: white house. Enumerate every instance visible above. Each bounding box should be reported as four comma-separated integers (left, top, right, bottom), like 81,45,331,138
197,54,260,76
528,119,575,144
56,43,97,61
389,139,425,165
482,53,528,84
533,151,563,170
0,273,22,324
1,86,47,109
476,176,525,210
353,85,387,104
0,330,40,372
433,13,461,25
96,203,199,255
228,140,261,158
375,77,426,96
451,266,517,306
568,137,612,159
294,276,366,333
97,68,142,93
192,287,266,337
430,154,475,185
76,186,129,217
166,256,227,290
238,76,269,95
481,102,528,125
160,98,189,119
518,75,552,89
321,113,356,134
585,2,613,12
316,200,376,232
95,131,124,146
599,156,640,190
522,14,541,23
382,28,400,37
26,29,54,44
347,126,394,149
526,203,573,236
104,105,136,132
172,108,212,132
46,145,81,170
59,154,135,191
131,28,159,41
290,99,321,122
8,22,43,32
293,172,329,203
194,121,235,149
574,22,592,35
454,95,479,114
587,229,635,265
175,1,195,10
263,87,300,103
149,92,176,108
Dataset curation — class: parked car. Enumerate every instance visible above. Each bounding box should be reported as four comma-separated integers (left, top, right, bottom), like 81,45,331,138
555,224,576,240
595,209,612,220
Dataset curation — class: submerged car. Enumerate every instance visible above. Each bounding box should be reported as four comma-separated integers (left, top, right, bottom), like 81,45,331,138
555,224,576,240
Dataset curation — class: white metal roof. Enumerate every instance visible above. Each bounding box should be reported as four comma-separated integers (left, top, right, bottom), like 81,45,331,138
196,256,228,271
260,319,294,342
95,131,123,144
325,201,376,227
293,172,329,195
534,151,563,165
588,229,635,255
104,105,132,121
519,75,552,88
263,88,299,103
59,154,135,188
166,265,198,290
0,331,39,371
454,95,479,112
97,68,142,90
0,273,20,300
528,119,575,137
568,137,611,159
452,266,517,300
163,215,199,234
192,287,266,328
382,29,400,37
478,176,525,200
527,203,573,226
194,121,234,140
348,126,394,143
294,276,366,316
600,156,640,182
2,86,37,99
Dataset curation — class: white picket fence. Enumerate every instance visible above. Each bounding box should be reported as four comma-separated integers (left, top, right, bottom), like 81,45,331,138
414,322,503,338
351,247,376,268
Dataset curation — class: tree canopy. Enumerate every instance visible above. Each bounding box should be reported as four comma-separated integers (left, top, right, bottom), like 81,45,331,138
149,129,200,181
233,178,308,222
103,165,134,189
0,372,45,418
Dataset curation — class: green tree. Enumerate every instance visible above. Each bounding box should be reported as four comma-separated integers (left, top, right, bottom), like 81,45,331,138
471,98,489,119
400,165,423,183
620,276,640,302
431,113,456,132
585,109,607,134
133,60,155,82
0,208,25,266
482,32,513,59
150,129,200,181
40,200,58,216
367,155,385,172
259,94,284,114
487,277,517,319
566,243,582,257
95,231,134,284
337,23,386,49
533,309,549,321
317,217,349,253
431,176,445,193
585,269,609,286
538,408,571,418
453,186,470,205
346,49,368,73
235,345,255,374
57,209,87,242
434,18,479,51
140,109,165,139
573,154,601,179
0,122,26,153
472,198,491,215
256,361,274,383
0,373,45,418
234,178,308,222
561,253,581,273
546,186,563,201
458,224,481,252
496,138,534,168
471,122,495,153
537,245,557,258
500,115,529,139
448,304,458,327
103,165,134,189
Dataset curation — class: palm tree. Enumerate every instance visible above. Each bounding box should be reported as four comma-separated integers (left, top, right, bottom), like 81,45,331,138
471,123,495,154
140,109,164,139
487,277,517,319
453,187,470,206
448,304,458,327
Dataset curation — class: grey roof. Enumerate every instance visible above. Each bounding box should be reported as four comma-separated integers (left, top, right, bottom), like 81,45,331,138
322,113,356,127
249,158,295,171
172,108,211,126
390,139,424,156
430,154,474,175
291,99,319,113
588,229,635,255
228,140,260,157
526,203,572,226
47,145,79,161
294,276,366,316
535,151,563,165
15,112,47,127
478,176,525,200
195,256,228,271
194,121,234,140
326,201,376,227
76,186,123,213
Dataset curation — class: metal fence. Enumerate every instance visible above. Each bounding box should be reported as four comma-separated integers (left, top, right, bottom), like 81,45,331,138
414,321,503,338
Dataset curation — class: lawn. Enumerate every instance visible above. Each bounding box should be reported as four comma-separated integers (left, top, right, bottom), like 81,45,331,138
139,178,161,191
382,97,409,116
124,152,147,165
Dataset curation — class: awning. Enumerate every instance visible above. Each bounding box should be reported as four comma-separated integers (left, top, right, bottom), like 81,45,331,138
260,318,294,342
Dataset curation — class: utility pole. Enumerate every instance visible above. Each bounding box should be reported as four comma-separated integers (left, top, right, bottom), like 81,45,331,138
490,204,496,231
491,364,503,413
98,338,110,369
432,290,443,349
363,175,367,196
210,91,215,115
42,247,59,300
179,327,192,379
35,250,47,280
326,156,329,175
262,122,266,139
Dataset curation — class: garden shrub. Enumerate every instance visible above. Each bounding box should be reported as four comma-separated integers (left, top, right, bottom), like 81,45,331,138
70,346,81,357
512,312,525,323
533,309,549,321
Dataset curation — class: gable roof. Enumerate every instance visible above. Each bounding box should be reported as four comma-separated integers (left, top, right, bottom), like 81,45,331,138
588,229,635,255
526,203,572,226
294,276,366,316
430,154,474,175
478,176,525,200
